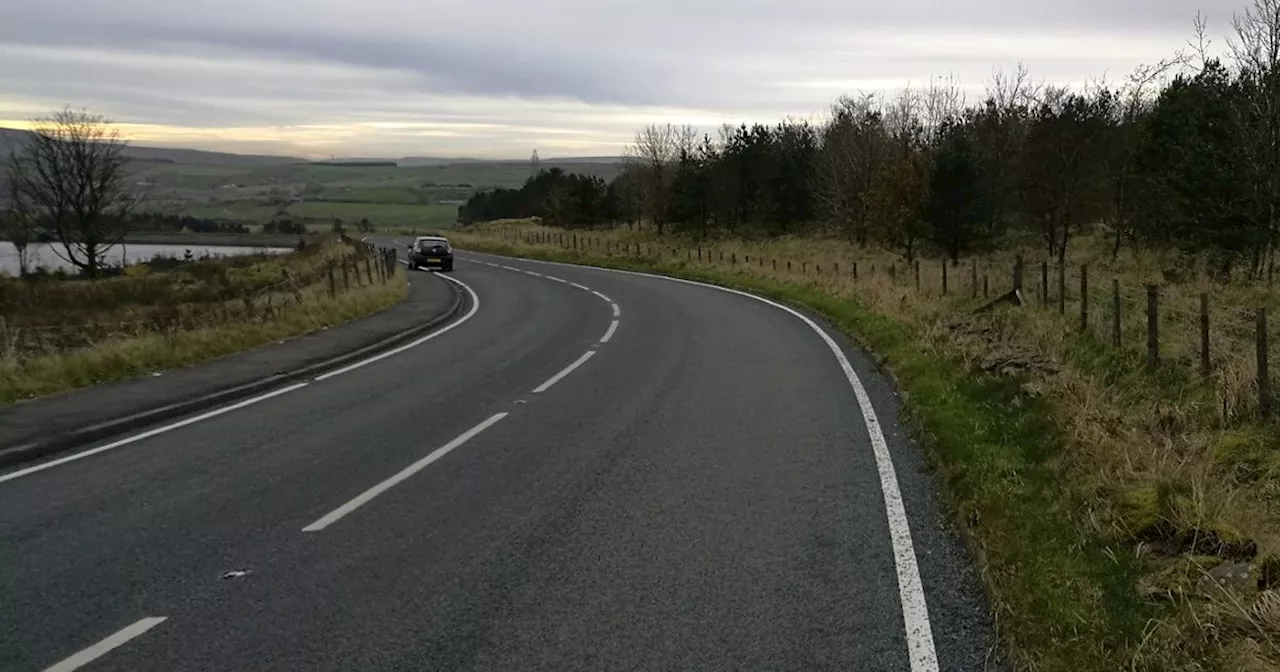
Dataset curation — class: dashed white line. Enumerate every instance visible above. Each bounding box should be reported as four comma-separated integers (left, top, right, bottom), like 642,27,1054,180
591,290,612,303
42,617,167,672
302,412,509,532
459,249,939,671
531,351,596,393
611,303,620,317
501,265,519,271
544,275,566,283
570,282,590,291
525,271,543,277
600,320,619,343
313,274,479,381
0,384,309,484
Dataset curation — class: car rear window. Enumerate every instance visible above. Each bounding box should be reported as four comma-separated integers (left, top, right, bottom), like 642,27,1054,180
417,239,449,250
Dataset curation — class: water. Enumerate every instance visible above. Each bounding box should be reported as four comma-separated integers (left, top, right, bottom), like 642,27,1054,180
0,242,290,276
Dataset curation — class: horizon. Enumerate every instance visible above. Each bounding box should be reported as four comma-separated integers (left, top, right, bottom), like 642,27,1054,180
0,0,1247,158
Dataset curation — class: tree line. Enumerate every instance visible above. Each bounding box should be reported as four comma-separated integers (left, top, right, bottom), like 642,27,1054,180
461,5,1280,281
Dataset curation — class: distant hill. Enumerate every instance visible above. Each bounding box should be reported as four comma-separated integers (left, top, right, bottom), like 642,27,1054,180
0,126,623,170
0,127,307,166
395,155,623,167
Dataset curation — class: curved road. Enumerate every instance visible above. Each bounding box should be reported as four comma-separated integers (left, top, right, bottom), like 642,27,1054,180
0,247,995,671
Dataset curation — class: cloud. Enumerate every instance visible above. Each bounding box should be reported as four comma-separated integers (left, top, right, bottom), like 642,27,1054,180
0,0,1250,157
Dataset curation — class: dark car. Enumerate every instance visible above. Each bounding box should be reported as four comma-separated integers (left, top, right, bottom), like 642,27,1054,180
406,236,454,271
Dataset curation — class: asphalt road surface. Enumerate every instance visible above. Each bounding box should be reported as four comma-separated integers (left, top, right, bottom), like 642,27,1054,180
0,247,996,671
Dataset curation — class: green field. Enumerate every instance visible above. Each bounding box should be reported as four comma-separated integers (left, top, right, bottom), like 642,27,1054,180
127,158,621,233
182,201,458,231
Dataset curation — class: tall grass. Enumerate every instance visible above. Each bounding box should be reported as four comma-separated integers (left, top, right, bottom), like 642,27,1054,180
450,220,1280,672
0,241,407,405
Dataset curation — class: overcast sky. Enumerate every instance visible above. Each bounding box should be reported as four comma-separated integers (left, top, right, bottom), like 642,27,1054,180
0,0,1248,159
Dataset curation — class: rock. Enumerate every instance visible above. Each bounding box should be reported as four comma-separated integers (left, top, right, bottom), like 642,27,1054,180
1196,561,1258,598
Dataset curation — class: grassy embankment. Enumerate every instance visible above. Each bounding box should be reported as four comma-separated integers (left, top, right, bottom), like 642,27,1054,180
0,239,406,405
449,219,1280,672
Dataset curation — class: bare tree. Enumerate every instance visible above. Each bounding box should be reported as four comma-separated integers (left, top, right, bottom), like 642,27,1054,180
6,107,143,278
1227,0,1280,280
813,93,890,246
624,123,696,235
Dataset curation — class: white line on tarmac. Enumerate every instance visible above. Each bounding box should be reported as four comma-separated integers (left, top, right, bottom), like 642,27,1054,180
457,249,940,671
0,384,309,485
544,275,566,283
570,282,590,290
599,320,619,343
302,413,508,531
531,351,596,393
610,303,620,317
42,617,167,672
313,274,479,381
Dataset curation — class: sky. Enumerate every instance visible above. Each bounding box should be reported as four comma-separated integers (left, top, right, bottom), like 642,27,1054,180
0,0,1249,159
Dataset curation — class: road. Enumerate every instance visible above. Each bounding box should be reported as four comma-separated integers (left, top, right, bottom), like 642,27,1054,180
0,247,995,671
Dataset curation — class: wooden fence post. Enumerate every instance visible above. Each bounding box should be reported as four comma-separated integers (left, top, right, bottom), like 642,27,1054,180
1013,255,1024,293
1146,284,1159,370
1058,262,1066,314
1259,308,1272,419
1080,264,1089,331
983,275,989,298
853,261,858,281
1041,261,1049,308
1200,294,1211,377
914,260,920,291
971,259,978,298
1112,278,1121,347
942,260,948,295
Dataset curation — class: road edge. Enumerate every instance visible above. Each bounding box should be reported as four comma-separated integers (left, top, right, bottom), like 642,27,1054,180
0,272,466,470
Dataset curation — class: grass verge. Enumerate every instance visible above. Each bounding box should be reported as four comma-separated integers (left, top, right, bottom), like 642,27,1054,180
452,225,1280,672
0,243,407,405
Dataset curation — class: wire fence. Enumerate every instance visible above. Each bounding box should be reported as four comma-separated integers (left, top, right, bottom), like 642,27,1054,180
495,226,1277,421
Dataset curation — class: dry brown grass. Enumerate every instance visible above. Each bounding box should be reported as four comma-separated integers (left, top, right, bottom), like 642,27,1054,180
0,239,407,404
451,220,1280,671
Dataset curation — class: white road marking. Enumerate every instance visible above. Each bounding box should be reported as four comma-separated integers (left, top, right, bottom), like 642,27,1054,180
525,271,543,277
0,384,309,484
610,303,620,317
458,250,939,671
501,265,519,271
531,351,596,393
302,412,508,532
42,617,167,672
600,320,619,343
570,282,590,290
313,274,479,381
544,275,566,283
591,290,612,303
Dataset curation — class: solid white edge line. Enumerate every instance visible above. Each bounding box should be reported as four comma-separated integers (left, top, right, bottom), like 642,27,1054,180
0,383,310,485
313,274,479,381
599,320,619,343
42,617,167,672
458,250,939,671
530,350,596,393
302,412,508,532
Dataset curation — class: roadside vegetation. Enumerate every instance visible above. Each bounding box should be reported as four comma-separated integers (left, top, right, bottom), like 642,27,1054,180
0,239,405,405
0,108,408,405
449,6,1280,671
